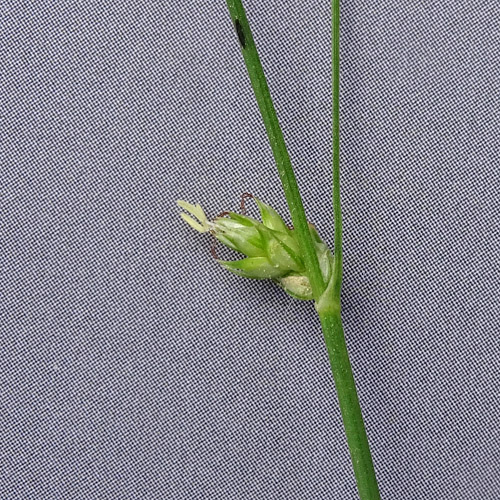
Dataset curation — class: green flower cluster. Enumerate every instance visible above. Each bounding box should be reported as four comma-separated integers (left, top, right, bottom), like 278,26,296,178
177,198,334,301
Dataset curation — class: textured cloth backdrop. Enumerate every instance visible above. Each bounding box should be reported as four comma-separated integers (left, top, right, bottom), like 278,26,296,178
1,1,499,499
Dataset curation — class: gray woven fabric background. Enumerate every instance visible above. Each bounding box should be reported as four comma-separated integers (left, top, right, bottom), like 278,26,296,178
1,1,499,498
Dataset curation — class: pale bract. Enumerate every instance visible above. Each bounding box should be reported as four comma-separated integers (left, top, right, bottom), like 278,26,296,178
177,198,335,301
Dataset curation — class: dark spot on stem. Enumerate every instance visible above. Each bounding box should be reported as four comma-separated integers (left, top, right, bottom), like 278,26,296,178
235,19,246,49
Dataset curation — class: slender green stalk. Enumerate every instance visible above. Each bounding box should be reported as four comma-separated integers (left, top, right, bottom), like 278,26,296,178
332,0,342,302
320,311,380,499
225,0,325,302
327,1,381,498
224,1,380,499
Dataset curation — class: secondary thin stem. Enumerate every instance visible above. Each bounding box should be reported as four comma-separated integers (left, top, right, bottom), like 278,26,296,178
328,1,380,498
332,0,342,302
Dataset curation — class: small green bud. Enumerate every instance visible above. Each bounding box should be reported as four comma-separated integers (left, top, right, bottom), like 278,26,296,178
214,218,265,258
218,256,285,280
255,198,289,233
255,225,302,272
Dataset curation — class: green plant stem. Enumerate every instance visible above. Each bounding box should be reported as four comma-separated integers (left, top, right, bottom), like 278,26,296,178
332,0,342,303
225,1,380,499
319,310,381,500
225,0,325,302
328,1,380,498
